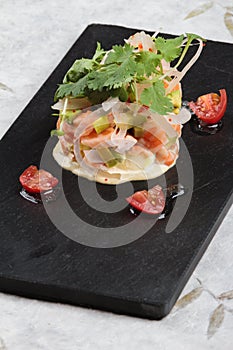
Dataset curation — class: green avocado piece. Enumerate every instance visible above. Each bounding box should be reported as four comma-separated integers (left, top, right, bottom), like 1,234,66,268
117,112,147,129
93,115,110,134
96,147,122,168
80,143,91,151
168,89,182,110
131,114,147,127
133,126,144,138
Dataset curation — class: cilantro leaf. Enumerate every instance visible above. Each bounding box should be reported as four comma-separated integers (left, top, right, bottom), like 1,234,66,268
155,35,184,62
54,32,204,112
105,44,134,64
63,58,94,83
186,33,206,42
87,61,136,91
103,59,136,89
88,44,137,91
98,44,137,89
55,74,90,101
140,80,173,115
136,51,162,77
87,68,111,91
55,83,74,101
92,42,105,62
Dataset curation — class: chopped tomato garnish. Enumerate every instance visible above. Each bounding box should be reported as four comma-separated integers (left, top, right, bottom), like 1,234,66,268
132,190,148,204
189,89,227,124
126,185,165,215
19,165,59,193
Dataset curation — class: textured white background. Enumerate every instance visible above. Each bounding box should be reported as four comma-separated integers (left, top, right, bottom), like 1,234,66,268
0,0,233,349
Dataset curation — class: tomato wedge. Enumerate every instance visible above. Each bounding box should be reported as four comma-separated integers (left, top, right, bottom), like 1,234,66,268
189,89,227,124
19,165,59,193
126,185,165,215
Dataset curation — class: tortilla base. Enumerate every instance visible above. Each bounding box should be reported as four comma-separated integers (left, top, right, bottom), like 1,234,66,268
53,141,177,185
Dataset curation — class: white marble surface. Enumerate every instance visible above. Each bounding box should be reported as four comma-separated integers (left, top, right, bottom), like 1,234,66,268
0,0,233,349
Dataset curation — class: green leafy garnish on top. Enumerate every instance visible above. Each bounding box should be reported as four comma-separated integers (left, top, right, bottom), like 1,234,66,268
54,32,205,115
154,35,184,62
140,81,174,115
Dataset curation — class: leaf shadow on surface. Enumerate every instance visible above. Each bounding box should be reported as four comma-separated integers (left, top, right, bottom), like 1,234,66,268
224,10,233,38
207,304,225,339
173,279,233,339
0,82,13,93
184,2,214,20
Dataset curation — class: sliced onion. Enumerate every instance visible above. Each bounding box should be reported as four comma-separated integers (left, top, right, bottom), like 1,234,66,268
83,149,103,164
149,111,178,139
112,101,130,124
165,108,192,125
102,97,119,111
108,126,137,153
126,144,155,169
96,106,138,154
161,59,171,72
112,127,127,141
52,97,91,111
59,136,71,155
126,31,156,52
166,39,203,94
116,135,137,153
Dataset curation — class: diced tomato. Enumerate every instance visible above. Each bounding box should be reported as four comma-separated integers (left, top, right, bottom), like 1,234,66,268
189,89,227,124
19,165,59,193
126,185,165,215
132,190,148,203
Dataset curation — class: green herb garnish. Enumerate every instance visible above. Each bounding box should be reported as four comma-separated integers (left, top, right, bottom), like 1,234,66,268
54,33,205,115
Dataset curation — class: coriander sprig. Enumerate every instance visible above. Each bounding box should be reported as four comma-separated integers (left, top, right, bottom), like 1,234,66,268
54,33,204,115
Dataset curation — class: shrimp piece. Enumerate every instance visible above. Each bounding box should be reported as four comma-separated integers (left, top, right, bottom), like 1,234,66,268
171,124,182,137
80,127,115,148
144,126,168,145
59,136,71,155
156,144,178,166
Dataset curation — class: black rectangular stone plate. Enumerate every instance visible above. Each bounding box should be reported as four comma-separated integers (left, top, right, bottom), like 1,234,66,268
0,24,232,319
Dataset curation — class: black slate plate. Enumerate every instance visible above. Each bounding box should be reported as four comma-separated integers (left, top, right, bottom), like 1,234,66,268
0,24,232,319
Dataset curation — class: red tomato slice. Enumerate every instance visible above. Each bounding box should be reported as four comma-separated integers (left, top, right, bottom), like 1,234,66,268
19,165,59,193
126,185,165,214
189,89,227,124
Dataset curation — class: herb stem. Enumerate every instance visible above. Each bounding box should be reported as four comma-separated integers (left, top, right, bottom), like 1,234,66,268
174,38,192,69
133,80,138,103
